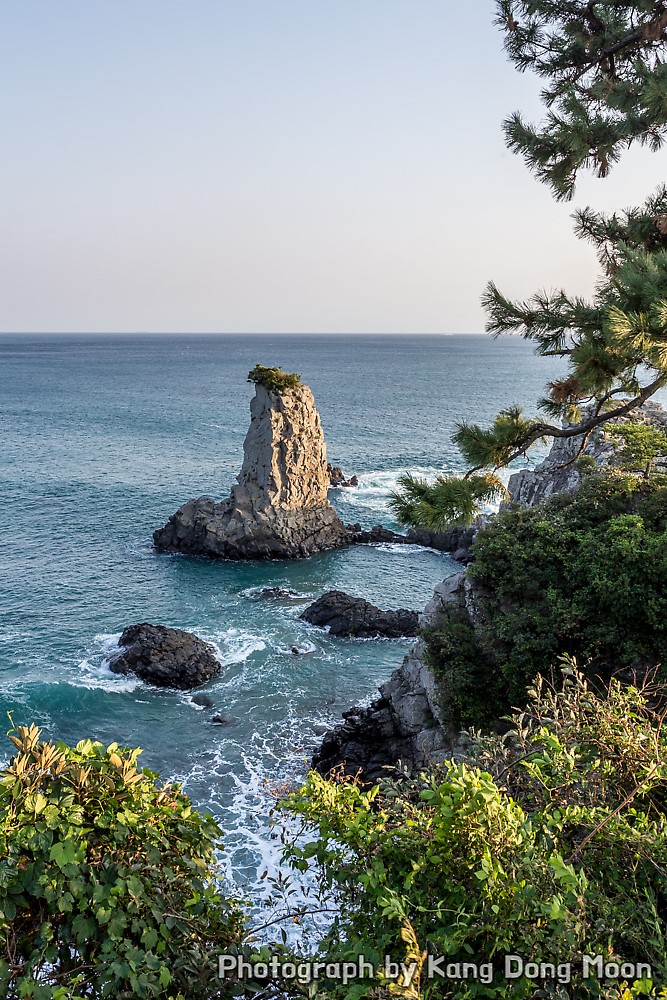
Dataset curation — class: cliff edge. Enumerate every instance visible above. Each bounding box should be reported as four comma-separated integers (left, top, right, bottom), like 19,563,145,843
314,400,667,781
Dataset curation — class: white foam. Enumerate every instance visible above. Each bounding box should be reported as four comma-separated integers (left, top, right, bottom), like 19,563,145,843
74,658,142,694
239,586,311,602
68,633,141,693
198,628,267,667
371,541,445,556
169,710,338,946
275,639,319,656
332,465,455,517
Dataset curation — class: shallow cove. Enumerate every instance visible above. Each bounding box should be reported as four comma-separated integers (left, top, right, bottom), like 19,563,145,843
0,333,567,896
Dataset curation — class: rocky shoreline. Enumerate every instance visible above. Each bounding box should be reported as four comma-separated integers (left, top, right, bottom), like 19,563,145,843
148,368,667,783
313,402,667,782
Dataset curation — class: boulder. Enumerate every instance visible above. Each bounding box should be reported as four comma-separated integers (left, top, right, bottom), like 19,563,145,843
328,464,358,488
252,587,309,602
154,373,351,560
327,464,347,486
301,590,419,638
107,623,220,690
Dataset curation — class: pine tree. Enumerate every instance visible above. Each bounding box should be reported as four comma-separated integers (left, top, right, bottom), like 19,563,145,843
390,1,667,530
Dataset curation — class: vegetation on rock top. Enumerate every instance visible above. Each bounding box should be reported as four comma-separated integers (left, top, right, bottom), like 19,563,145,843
247,365,302,393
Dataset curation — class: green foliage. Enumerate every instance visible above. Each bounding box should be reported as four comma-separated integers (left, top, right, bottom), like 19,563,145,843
0,723,244,999
247,365,302,392
497,2,667,201
454,406,538,469
390,5,667,532
424,473,667,726
421,609,503,731
282,669,667,997
388,473,506,530
610,420,667,478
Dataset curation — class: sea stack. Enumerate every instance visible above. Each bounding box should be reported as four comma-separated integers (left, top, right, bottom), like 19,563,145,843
153,366,351,559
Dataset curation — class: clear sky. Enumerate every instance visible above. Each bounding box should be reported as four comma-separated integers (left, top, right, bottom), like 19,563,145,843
2,1,665,334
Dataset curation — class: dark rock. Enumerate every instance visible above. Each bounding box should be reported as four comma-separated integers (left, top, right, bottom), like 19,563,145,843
301,590,419,638
406,524,477,555
191,693,214,708
253,587,309,601
108,623,220,690
313,699,418,783
347,525,406,544
328,464,358,488
327,464,346,486
312,575,465,781
211,714,237,726
347,522,478,560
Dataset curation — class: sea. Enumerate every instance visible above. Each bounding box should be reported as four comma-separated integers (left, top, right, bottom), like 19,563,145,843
0,333,567,908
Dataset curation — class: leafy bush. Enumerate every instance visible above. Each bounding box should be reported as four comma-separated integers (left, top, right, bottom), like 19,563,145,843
610,422,667,479
247,365,302,392
282,668,667,998
421,608,503,730
424,472,667,727
0,723,244,999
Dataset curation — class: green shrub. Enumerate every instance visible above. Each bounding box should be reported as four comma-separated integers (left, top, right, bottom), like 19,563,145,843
0,723,244,999
421,608,502,731
609,422,667,479
247,365,302,392
424,473,667,727
282,667,667,998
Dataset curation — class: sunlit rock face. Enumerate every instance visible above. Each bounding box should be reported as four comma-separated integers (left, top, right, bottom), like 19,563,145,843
153,381,351,559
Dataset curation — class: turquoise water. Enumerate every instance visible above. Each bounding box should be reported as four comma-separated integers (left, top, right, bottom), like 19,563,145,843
0,333,566,895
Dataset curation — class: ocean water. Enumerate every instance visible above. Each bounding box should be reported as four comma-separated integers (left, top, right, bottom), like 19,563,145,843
0,333,566,899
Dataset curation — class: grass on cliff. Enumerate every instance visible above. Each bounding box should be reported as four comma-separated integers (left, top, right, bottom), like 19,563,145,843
247,364,302,392
422,470,667,731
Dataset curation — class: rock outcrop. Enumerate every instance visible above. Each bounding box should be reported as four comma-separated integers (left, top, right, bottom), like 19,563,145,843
313,575,463,781
108,623,221,690
328,464,359,488
508,400,667,506
315,400,667,781
154,375,351,559
301,590,419,638
347,523,478,563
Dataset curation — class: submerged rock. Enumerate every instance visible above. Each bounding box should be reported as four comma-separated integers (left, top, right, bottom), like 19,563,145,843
301,590,419,638
108,623,220,690
191,693,215,708
254,587,309,601
154,373,351,560
211,714,237,726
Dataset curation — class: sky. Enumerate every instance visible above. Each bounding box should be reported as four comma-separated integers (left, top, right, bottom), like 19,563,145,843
1,1,666,334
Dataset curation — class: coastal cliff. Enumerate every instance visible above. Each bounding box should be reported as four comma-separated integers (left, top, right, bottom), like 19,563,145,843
154,371,351,559
315,401,667,781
